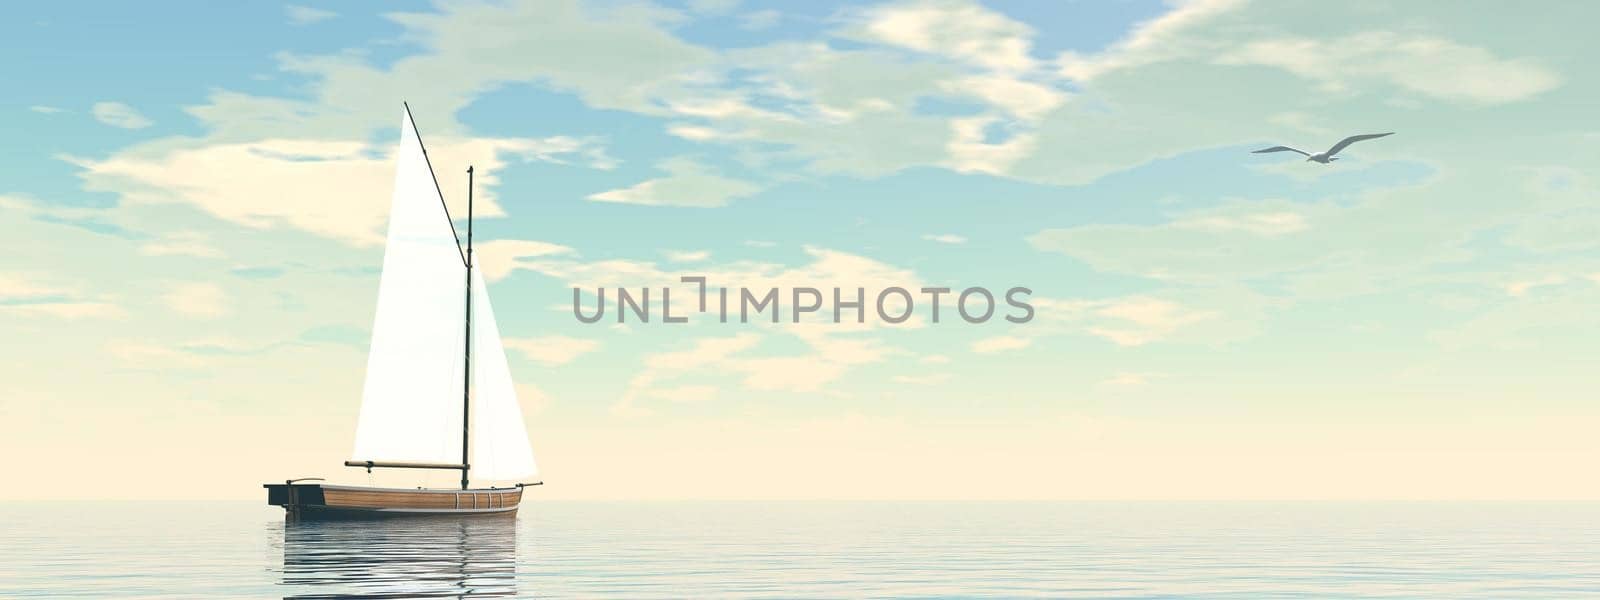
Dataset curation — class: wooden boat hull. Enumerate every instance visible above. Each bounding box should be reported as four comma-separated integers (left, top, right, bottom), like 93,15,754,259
265,483,522,519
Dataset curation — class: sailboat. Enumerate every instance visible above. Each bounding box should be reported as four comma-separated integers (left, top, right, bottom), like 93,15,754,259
266,105,541,518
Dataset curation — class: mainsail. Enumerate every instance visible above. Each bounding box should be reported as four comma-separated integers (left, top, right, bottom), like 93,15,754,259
350,107,538,482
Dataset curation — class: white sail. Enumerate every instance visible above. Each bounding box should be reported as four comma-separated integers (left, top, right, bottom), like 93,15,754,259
351,108,469,466
469,267,540,481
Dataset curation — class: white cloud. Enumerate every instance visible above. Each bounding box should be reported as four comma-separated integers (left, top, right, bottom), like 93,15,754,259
1057,0,1560,105
944,116,1035,175
503,335,600,366
162,282,229,318
286,5,337,25
614,333,760,416
474,239,577,281
647,334,761,371
1026,198,1349,289
921,233,966,244
91,102,152,129
1083,327,1153,347
837,1,1066,176
1176,212,1307,236
1087,296,1215,347
139,0,1002,184
731,355,852,392
4,302,124,319
29,105,64,114
75,135,610,247
588,157,760,208
0,274,69,300
666,124,731,141
1057,0,1243,81
0,273,123,320
104,340,210,368
139,231,224,258
664,249,711,262
1058,2,1558,106
940,75,1065,121
667,96,798,123
972,335,1031,354
1218,32,1560,104
850,0,1037,73
1505,275,1565,297
1019,295,1221,348
892,373,950,385
174,1,718,143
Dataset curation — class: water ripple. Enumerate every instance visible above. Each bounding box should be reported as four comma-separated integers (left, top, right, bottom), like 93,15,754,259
1,502,1598,598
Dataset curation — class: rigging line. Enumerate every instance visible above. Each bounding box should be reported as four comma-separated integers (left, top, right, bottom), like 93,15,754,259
403,101,470,269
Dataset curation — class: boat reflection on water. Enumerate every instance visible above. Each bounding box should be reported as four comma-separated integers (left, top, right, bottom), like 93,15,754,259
274,514,519,598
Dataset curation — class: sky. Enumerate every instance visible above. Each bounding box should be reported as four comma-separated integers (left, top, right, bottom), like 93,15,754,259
2,0,1597,501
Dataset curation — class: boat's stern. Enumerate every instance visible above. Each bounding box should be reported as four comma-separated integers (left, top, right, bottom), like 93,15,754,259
265,481,328,516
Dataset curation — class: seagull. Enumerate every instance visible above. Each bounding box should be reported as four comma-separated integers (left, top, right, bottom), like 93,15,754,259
1252,132,1393,163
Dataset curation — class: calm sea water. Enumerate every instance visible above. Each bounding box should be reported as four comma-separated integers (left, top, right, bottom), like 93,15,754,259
1,501,1597,598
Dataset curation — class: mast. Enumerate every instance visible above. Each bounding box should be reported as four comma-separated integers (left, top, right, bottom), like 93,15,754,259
461,165,474,490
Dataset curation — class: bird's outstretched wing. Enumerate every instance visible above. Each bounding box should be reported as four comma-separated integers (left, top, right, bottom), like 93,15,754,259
1325,132,1393,157
1252,146,1310,156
